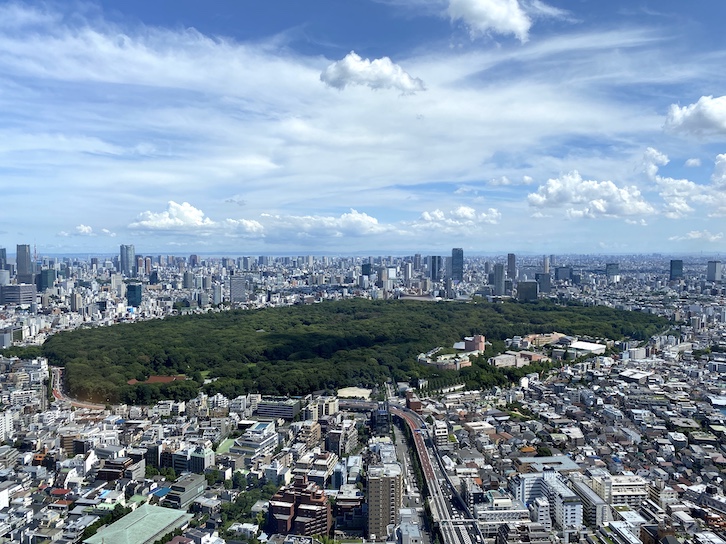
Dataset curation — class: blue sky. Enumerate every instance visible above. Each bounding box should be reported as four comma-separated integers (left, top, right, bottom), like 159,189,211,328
1,0,726,256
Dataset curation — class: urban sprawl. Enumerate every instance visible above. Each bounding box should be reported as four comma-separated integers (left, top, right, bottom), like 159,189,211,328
0,244,725,544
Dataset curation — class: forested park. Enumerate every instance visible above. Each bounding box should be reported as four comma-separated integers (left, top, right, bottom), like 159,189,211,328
11,298,668,404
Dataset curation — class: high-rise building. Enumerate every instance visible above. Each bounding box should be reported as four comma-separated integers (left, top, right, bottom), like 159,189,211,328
229,273,246,303
707,260,722,282
127,283,142,307
535,273,551,294
493,263,505,296
36,269,56,292
429,256,442,282
669,259,683,281
367,463,403,541
413,253,422,271
451,248,464,282
543,255,550,274
517,281,539,302
119,244,136,276
507,253,516,280
16,244,33,283
605,263,620,283
0,247,6,270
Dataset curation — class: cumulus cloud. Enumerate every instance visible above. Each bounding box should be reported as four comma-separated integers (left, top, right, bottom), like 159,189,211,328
685,158,701,167
101,228,116,237
75,224,94,236
320,51,425,93
669,230,723,242
129,201,216,230
665,95,726,136
415,205,500,233
223,218,265,236
447,0,564,42
711,154,726,187
527,171,655,219
642,147,669,180
261,209,390,239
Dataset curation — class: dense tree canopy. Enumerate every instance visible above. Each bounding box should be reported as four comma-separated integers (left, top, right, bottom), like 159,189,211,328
36,299,668,403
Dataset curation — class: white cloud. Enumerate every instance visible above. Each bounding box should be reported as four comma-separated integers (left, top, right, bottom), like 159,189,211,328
669,230,723,242
711,154,726,187
129,201,216,230
414,205,500,233
642,147,669,180
75,224,94,236
320,51,425,93
665,95,726,136
261,209,390,239
448,0,532,42
489,175,534,186
527,171,655,219
101,228,117,237
685,158,701,167
223,218,265,237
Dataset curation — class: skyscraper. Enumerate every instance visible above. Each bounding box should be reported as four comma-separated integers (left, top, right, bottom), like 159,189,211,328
120,244,136,276
229,272,246,303
507,253,516,280
707,260,722,282
127,283,142,307
16,244,33,284
669,259,683,281
429,255,442,282
493,263,505,296
0,247,6,270
451,247,463,282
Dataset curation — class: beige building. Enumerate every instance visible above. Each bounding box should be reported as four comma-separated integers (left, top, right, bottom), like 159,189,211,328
367,463,403,541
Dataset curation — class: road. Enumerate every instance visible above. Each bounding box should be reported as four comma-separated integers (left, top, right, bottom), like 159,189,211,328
391,405,482,544
50,367,107,410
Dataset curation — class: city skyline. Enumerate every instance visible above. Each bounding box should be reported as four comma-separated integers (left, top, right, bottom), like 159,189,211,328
1,1,726,254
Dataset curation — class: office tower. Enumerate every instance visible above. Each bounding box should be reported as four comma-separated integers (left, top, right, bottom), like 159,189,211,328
127,283,142,307
16,244,33,283
535,273,551,294
403,262,413,283
507,253,516,280
451,247,464,282
707,260,722,282
0,247,5,270
183,271,194,289
543,255,550,274
413,253,422,271
605,263,620,283
189,254,199,268
0,284,36,306
493,263,505,296
36,269,56,292
362,263,373,277
429,255,442,282
119,244,136,276
367,464,403,541
517,281,539,302
229,273,246,303
669,259,683,281
555,266,573,282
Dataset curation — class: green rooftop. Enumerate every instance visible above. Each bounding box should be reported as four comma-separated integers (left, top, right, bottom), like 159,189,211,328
84,503,192,544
